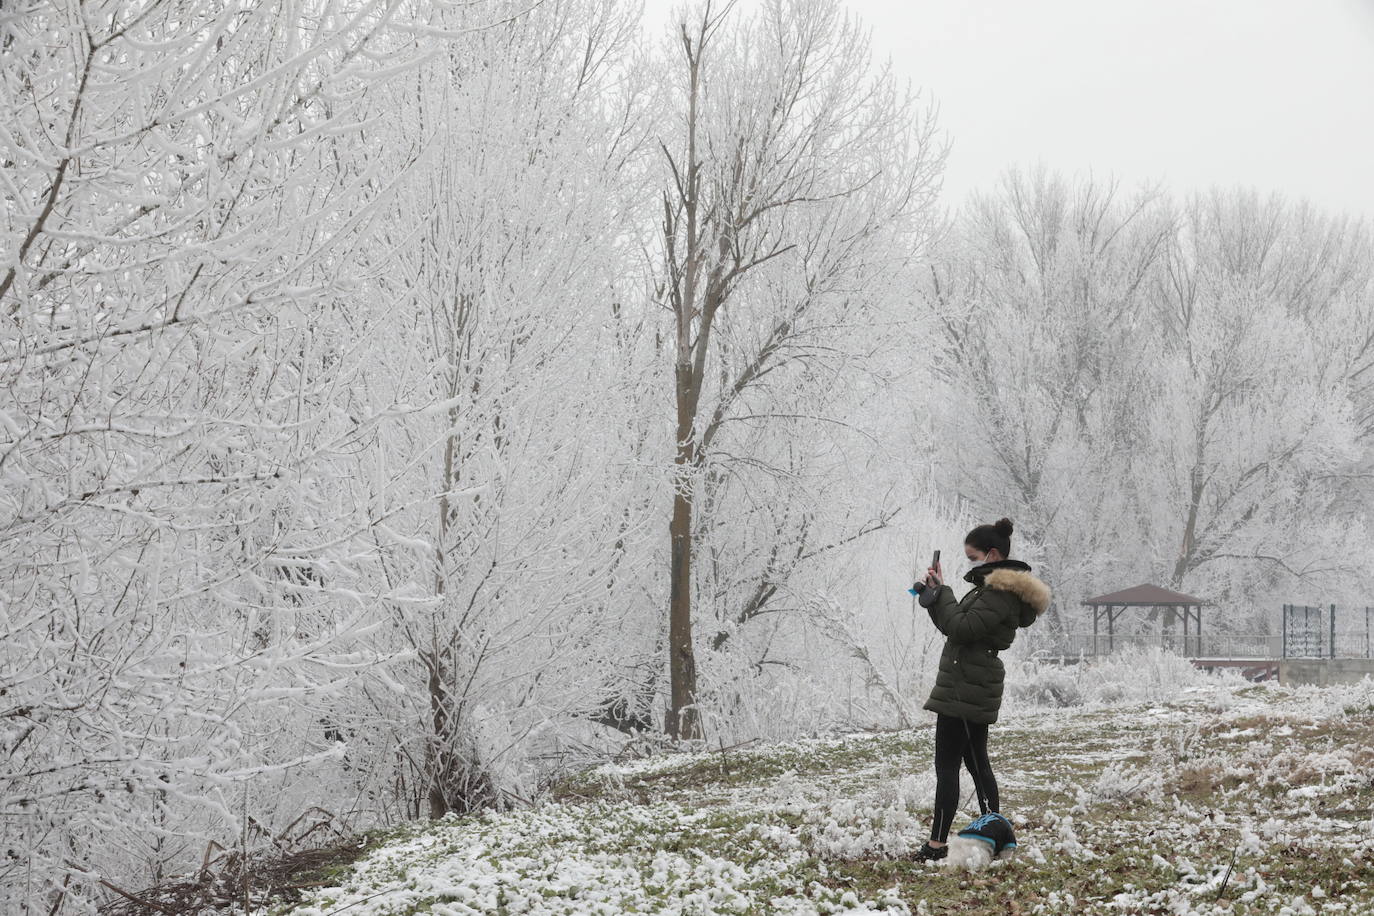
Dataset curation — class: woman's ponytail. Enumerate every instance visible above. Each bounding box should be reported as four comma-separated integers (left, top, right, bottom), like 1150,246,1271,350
966,517,1014,558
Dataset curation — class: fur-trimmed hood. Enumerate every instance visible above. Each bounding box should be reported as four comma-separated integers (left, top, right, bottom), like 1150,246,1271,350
984,567,1052,626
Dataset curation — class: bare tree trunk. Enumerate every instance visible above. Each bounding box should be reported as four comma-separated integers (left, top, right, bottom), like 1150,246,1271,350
664,15,708,742
425,652,454,819
668,461,701,740
1171,463,1205,588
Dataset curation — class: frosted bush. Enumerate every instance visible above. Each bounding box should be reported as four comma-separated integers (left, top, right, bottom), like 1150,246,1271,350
871,775,933,810
1087,762,1164,804
1005,645,1237,714
802,778,929,860
762,771,811,817
1009,665,1084,708
1322,675,1374,716
1042,812,1096,860
1078,647,1213,703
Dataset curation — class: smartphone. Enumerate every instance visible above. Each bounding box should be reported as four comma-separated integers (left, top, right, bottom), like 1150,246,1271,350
910,549,942,596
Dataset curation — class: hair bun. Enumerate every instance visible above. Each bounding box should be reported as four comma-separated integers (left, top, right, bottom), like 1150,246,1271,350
994,517,1014,537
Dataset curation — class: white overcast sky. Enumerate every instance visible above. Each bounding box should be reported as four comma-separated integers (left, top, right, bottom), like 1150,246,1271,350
643,0,1374,219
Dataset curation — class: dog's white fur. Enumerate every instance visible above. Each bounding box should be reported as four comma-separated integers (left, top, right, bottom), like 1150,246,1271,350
940,835,1016,870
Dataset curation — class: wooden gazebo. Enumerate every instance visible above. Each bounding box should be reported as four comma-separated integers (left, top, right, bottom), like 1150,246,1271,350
1082,584,1207,656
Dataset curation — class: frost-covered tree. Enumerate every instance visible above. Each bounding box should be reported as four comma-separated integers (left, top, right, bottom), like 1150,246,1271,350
336,0,656,817
1146,191,1374,611
922,168,1174,625
0,0,528,909
651,0,944,738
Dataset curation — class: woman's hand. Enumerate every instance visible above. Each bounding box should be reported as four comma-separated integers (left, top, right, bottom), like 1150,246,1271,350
924,563,943,590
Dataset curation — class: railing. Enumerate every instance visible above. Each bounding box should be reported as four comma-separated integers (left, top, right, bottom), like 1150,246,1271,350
1022,606,1374,659
1282,604,1374,659
1022,632,1281,659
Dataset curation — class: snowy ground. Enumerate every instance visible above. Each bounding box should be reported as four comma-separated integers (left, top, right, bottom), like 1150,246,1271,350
267,677,1374,915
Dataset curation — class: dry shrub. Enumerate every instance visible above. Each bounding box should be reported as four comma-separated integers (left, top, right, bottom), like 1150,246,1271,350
1199,714,1285,736
1171,762,1226,798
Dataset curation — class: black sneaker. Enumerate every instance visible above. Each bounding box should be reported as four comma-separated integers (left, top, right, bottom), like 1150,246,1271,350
915,842,948,862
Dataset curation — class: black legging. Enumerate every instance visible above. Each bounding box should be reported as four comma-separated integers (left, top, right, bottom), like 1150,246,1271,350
930,713,999,842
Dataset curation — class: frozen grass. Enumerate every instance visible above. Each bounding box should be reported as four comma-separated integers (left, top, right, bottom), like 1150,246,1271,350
264,675,1374,915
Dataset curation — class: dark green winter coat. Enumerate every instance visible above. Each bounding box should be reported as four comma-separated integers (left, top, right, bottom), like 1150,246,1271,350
922,561,1051,724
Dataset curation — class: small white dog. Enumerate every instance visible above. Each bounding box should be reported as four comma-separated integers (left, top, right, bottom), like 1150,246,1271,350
941,834,1016,870
938,813,1019,870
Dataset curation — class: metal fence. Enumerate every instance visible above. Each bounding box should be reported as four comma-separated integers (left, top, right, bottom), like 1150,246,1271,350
1023,605,1373,660
1022,632,1280,659
1282,604,1374,659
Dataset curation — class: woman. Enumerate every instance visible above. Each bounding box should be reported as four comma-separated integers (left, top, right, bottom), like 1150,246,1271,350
912,517,1050,862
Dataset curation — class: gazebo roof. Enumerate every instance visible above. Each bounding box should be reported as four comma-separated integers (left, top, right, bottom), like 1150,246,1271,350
1081,584,1206,606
